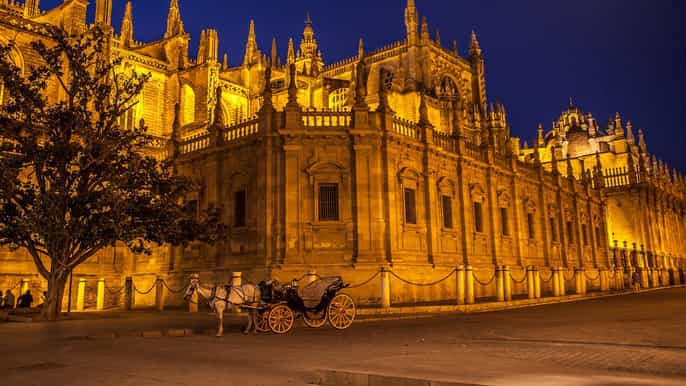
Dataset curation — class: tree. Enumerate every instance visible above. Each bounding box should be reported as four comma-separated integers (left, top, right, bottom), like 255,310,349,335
0,26,224,320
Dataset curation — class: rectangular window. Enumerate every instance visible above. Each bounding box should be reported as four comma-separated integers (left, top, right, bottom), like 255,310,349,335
404,188,417,225
582,224,589,246
500,208,509,236
319,184,339,221
442,195,453,229
527,213,535,239
233,190,247,227
595,226,602,247
566,221,574,244
550,217,557,242
474,202,484,233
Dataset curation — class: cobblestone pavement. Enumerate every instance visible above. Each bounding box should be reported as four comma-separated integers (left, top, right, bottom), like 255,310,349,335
1,288,685,386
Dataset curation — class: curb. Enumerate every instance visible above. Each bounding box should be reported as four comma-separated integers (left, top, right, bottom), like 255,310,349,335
354,284,686,320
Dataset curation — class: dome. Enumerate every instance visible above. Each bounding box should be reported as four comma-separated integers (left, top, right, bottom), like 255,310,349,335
566,129,592,158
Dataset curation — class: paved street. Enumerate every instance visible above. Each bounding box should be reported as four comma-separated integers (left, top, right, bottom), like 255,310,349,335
1,288,686,386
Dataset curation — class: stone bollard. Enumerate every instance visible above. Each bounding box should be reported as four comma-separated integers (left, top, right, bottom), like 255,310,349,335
307,270,318,284
559,268,567,296
552,268,561,297
534,267,542,299
155,277,166,311
76,278,86,312
496,266,505,302
640,268,649,289
465,265,475,304
380,268,391,309
599,268,607,292
527,266,535,300
124,277,133,311
232,272,243,313
96,278,105,311
456,266,466,305
575,268,584,295
503,266,512,301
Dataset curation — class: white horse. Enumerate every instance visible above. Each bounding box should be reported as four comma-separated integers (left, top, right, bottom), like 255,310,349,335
184,276,262,337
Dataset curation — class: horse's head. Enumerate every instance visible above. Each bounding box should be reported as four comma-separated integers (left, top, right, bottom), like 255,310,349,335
183,275,200,301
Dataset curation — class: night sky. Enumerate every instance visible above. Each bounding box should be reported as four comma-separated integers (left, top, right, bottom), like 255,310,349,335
44,0,686,170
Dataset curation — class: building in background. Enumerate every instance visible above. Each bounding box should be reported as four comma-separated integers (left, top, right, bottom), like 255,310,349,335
0,0,683,309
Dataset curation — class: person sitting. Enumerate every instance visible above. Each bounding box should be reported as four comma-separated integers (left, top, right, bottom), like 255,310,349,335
16,290,33,308
2,289,15,309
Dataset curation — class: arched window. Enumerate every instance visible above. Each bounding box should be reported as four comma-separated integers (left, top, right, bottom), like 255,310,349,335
181,84,196,125
328,88,348,110
437,76,458,100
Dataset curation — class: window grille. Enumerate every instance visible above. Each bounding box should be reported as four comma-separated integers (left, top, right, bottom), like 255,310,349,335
474,202,484,233
442,196,453,229
567,221,574,244
500,208,509,236
234,190,247,227
319,184,339,221
404,188,417,225
550,217,557,242
527,212,535,239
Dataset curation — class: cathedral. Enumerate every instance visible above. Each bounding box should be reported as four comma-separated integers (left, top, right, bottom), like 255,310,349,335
0,0,684,309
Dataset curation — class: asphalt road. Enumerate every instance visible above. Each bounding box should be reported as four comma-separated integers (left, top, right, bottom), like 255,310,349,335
1,288,685,386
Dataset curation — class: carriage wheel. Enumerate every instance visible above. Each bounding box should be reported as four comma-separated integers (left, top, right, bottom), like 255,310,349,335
327,293,356,330
255,309,270,333
303,311,327,328
268,305,295,334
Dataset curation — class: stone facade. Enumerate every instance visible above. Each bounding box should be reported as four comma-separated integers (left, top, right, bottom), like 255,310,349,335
0,0,683,308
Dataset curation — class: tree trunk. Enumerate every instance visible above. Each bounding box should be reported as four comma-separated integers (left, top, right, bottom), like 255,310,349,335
41,271,69,321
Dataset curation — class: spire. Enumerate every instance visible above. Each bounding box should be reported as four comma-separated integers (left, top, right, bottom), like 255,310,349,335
469,30,482,57
213,86,224,127
626,120,635,143
243,20,259,66
420,16,429,43
435,29,441,46
165,0,185,38
418,93,430,127
197,29,218,64
358,37,364,59
23,0,39,18
286,63,299,109
95,0,113,26
261,65,274,112
614,112,623,136
404,0,419,46
271,37,278,67
223,53,229,69
638,127,647,152
287,37,295,64
452,40,459,56
537,123,545,148
120,1,133,47
300,12,318,58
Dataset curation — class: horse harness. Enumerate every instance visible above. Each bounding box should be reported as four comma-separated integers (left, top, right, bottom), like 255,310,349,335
207,284,256,306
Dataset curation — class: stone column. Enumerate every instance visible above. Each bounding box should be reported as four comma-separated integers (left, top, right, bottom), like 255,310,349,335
381,268,391,309
465,265,475,304
96,278,105,311
124,277,133,311
527,266,535,300
599,268,607,292
503,266,512,301
76,278,86,312
456,266,466,305
496,266,505,302
552,268,561,297
559,268,567,296
534,266,541,299
155,277,166,312
575,268,584,295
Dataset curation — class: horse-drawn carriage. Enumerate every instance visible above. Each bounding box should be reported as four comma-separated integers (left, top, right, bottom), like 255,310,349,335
254,276,356,334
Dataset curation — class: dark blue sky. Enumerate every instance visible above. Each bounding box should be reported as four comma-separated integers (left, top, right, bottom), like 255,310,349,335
46,0,686,170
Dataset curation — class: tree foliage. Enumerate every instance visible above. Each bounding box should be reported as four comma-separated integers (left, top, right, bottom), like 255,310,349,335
0,26,224,320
